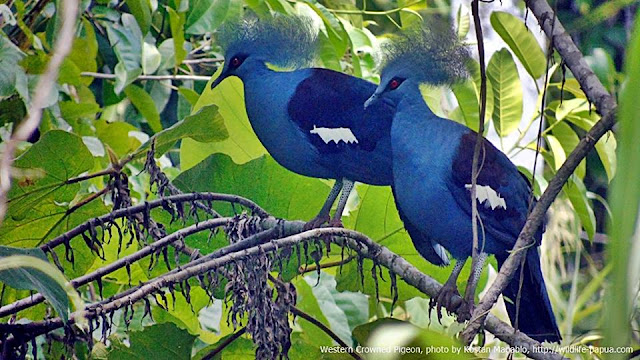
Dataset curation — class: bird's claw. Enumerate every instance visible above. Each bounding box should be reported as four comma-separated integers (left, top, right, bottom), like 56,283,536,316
429,283,462,324
327,217,344,228
304,213,330,230
456,299,475,322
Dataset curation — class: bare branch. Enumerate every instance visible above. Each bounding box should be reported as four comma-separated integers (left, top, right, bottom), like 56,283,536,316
40,192,270,252
2,226,564,359
201,327,247,360
0,0,78,225
0,218,230,318
80,72,211,82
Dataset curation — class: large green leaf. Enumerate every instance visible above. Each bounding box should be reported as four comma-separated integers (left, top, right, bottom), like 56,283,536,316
185,0,231,35
173,153,328,220
604,16,640,356
0,248,84,322
487,48,522,136
180,73,266,170
107,323,196,359
137,105,227,157
124,84,162,132
0,130,106,247
490,11,546,79
302,272,368,345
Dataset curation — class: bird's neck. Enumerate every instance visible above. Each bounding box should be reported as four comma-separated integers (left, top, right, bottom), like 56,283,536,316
391,84,460,166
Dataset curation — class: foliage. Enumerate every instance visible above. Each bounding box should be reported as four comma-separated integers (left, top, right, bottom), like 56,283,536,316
0,0,635,359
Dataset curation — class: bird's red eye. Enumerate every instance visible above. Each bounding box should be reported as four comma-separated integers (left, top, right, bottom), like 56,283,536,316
231,57,241,67
389,79,400,90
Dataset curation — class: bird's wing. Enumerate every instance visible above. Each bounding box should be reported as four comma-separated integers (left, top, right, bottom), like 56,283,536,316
395,190,450,266
286,68,392,154
446,131,541,247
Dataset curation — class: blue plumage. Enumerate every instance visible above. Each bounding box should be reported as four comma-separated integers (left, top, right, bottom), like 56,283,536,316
211,15,394,226
366,24,561,343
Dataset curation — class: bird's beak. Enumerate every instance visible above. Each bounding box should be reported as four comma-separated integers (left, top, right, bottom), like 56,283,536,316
210,67,229,90
364,92,380,109
210,73,226,90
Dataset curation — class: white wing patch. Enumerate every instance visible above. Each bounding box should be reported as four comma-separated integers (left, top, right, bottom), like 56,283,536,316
431,241,450,266
309,125,358,145
465,184,507,210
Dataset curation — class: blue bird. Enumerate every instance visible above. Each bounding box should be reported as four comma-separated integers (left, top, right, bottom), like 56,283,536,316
209,14,451,263
365,25,561,343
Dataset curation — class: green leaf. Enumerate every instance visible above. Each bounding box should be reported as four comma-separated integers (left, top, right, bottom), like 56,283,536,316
1,130,96,247
185,0,231,35
107,323,196,359
124,84,162,132
125,0,152,34
544,134,566,171
487,48,522,136
95,120,144,157
0,35,26,99
107,15,143,93
142,42,161,75
137,104,227,156
456,4,470,39
605,15,640,354
563,176,596,240
173,154,328,220
556,98,591,121
490,11,546,79
302,272,368,345
180,73,267,169
167,7,187,66
595,131,617,182
551,121,585,179
0,249,84,322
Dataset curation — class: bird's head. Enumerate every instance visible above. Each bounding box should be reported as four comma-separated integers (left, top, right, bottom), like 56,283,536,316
211,14,317,89
365,20,469,109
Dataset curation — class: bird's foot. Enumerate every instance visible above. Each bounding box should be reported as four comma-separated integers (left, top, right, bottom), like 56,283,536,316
456,299,475,322
304,213,330,231
429,283,462,323
327,217,344,228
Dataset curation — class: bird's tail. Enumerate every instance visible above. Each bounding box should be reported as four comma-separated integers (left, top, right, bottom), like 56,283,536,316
496,249,561,343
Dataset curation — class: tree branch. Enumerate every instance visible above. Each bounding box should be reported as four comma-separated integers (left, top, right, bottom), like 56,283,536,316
80,72,211,82
0,0,78,226
0,218,230,318
201,327,247,360
39,192,270,252
2,226,564,359
461,0,618,342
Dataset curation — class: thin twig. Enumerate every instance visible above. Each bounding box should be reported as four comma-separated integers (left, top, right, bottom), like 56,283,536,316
0,0,78,226
327,0,427,15
80,72,211,82
298,256,355,274
291,307,363,360
469,0,488,294
201,328,247,360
